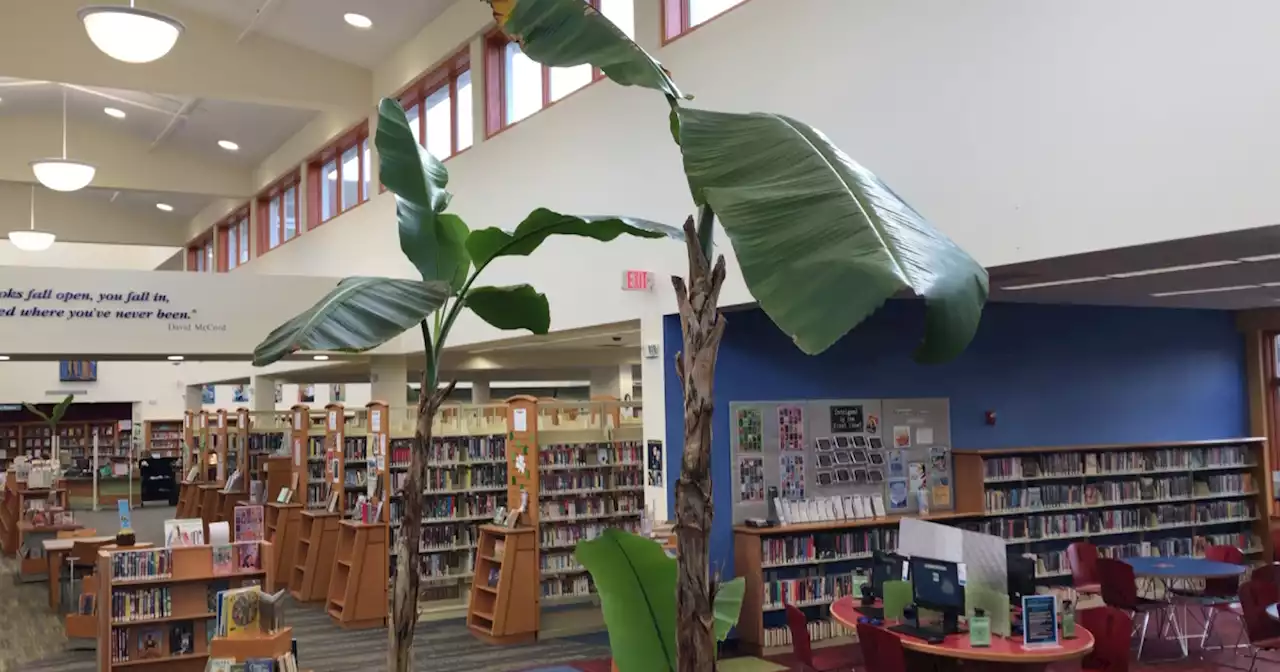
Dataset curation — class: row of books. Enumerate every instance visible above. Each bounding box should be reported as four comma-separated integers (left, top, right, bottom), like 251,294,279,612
110,586,171,622
759,528,899,567
762,570,859,609
541,553,586,572
761,618,852,650
1197,499,1255,521
541,574,593,598
399,463,507,491
972,504,1255,541
208,654,300,672
247,433,284,454
111,549,174,580
390,437,413,466
984,446,1253,480
539,518,641,548
538,441,643,467
419,522,478,550
426,435,507,463
307,435,325,459
343,436,368,461
212,586,285,639
540,493,643,520
421,550,473,579
418,493,500,520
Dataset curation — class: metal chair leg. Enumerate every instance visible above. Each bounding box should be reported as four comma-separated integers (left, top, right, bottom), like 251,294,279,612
1137,611,1151,660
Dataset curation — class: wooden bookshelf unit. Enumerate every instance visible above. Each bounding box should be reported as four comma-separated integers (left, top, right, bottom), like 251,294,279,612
326,520,388,629
468,525,538,645
265,502,303,593
96,542,272,670
290,510,341,603
143,419,183,459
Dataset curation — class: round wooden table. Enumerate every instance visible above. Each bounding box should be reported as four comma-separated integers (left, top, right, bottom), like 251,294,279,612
830,596,1094,671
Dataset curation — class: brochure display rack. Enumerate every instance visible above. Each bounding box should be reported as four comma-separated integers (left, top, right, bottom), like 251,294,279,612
95,541,273,671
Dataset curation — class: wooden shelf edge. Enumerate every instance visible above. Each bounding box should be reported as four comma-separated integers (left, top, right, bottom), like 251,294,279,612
952,437,1266,456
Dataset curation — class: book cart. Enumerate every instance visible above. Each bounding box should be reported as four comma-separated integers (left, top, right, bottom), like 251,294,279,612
730,437,1272,657
95,541,273,670
325,402,390,629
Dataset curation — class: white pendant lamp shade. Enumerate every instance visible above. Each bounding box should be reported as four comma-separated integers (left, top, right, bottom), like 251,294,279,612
79,4,184,64
32,88,95,192
29,159,96,192
8,187,56,252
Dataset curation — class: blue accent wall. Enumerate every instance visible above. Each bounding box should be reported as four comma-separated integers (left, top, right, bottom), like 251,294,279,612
662,301,1248,576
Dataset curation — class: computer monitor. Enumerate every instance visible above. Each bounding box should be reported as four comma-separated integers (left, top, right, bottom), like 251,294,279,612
909,556,965,613
869,551,908,599
1007,554,1037,602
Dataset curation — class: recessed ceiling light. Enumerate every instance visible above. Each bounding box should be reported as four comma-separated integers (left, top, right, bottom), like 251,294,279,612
218,140,239,151
103,107,126,119
0,356,10,361
312,354,330,361
1109,260,1240,279
1151,285,1258,298
344,12,373,28
156,203,174,212
1241,253,1280,263
1001,277,1108,291
167,355,184,361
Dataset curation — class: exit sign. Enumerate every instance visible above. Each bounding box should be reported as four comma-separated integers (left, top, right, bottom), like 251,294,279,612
622,270,653,291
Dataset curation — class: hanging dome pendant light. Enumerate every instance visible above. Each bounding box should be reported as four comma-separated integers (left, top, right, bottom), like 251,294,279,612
30,88,96,192
79,1,184,64
9,186,57,252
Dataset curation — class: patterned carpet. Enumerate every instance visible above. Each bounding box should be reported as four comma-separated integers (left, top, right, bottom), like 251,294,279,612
0,557,69,672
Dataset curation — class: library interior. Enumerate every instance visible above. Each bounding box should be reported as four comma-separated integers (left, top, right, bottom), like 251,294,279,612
2,0,1280,671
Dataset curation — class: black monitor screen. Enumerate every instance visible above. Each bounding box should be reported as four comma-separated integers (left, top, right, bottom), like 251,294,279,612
910,556,964,612
869,551,907,598
1007,554,1037,601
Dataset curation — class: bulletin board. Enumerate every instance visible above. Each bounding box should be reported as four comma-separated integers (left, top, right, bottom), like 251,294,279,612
729,398,952,524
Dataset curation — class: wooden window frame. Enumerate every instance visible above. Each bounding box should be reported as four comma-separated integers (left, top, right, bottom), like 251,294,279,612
307,122,371,230
256,172,302,255
397,47,473,162
661,0,752,43
485,0,626,136
187,232,214,273
216,207,251,272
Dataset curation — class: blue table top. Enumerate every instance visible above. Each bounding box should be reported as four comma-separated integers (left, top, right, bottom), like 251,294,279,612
1124,556,1246,578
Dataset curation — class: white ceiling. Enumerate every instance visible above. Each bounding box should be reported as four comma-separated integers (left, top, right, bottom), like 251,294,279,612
79,186,214,221
168,0,461,68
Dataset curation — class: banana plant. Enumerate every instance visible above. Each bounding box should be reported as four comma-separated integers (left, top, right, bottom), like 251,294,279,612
251,98,679,672
484,1,990,670
24,394,74,464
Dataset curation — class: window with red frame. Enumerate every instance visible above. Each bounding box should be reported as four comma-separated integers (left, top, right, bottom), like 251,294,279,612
258,176,300,253
310,124,371,228
663,0,748,40
486,0,634,133
400,50,474,161
217,210,250,271
187,236,214,272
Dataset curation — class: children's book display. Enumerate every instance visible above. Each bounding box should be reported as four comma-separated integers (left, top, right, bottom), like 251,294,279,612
165,519,206,546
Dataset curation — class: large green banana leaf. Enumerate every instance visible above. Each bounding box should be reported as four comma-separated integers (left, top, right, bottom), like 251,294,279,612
23,394,74,427
675,106,989,362
466,208,681,270
575,529,746,672
487,0,684,101
376,98,470,292
464,284,550,334
252,277,450,366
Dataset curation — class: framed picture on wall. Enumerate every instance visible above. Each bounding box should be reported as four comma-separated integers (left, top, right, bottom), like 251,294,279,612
299,384,315,404
330,384,345,403
59,360,97,382
232,385,249,404
201,385,215,404
274,383,283,403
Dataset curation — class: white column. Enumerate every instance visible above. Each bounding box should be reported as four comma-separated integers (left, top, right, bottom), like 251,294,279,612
250,376,276,413
183,385,202,413
588,364,634,399
370,355,409,430
641,294,669,521
470,378,491,404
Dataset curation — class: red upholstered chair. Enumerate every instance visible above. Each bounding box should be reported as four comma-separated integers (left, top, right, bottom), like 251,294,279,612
854,622,906,672
1237,578,1280,671
1097,558,1166,658
1077,606,1132,672
1253,563,1280,587
782,603,859,672
1068,542,1102,599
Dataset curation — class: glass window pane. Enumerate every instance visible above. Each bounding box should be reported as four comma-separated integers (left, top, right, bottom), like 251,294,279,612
361,138,371,198
690,0,745,26
238,220,249,263
599,0,635,38
424,85,452,159
205,243,213,272
549,64,592,102
339,146,359,211
405,104,421,145
226,229,237,270
504,41,543,124
456,70,473,151
284,187,297,240
268,198,281,249
321,159,337,221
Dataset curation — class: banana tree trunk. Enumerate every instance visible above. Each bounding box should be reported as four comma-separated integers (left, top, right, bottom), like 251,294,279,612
672,217,727,672
389,381,456,671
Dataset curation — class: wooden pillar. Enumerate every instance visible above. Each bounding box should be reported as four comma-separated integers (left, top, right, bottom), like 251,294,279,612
325,404,345,512
214,410,229,484
196,411,211,482
182,411,195,478
366,401,389,522
234,408,250,489
289,405,309,504
506,396,539,527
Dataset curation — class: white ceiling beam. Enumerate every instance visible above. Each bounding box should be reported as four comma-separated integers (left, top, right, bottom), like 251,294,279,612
0,0,371,114
0,181,187,246
0,114,251,197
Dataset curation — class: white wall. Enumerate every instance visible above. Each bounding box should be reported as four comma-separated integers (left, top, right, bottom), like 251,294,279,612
0,242,180,270
236,0,1280,323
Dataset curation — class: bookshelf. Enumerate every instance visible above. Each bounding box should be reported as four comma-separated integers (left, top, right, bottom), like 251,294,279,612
1,478,74,579
534,398,645,605
174,412,198,518
246,410,290,481
288,403,347,603
143,419,183,459
325,401,389,629
95,542,273,671
729,437,1270,656
951,438,1270,578
214,410,251,524
467,525,538,645
394,403,510,616
265,502,303,594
